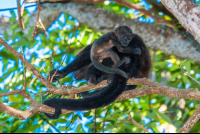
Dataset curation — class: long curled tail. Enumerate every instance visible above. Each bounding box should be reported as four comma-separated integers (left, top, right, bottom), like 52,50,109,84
43,74,127,119
91,55,129,79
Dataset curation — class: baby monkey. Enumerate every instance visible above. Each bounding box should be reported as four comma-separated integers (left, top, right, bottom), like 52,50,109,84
91,25,141,79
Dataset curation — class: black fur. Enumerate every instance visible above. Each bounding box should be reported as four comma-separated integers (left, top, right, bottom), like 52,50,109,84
44,33,151,119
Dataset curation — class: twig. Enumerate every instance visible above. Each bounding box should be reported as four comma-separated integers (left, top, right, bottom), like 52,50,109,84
145,0,175,19
65,112,74,130
102,110,107,133
39,18,47,37
179,64,200,85
50,26,77,83
17,0,25,29
39,114,60,133
127,113,149,133
94,109,96,133
106,111,121,133
0,89,37,103
48,50,54,82
21,0,38,16
57,81,62,87
114,0,175,28
50,50,69,83
102,119,104,133
32,2,42,38
20,46,27,91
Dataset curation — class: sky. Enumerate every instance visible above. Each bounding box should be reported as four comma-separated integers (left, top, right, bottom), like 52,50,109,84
0,0,37,18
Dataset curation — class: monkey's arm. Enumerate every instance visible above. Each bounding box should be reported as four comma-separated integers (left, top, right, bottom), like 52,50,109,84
91,40,129,79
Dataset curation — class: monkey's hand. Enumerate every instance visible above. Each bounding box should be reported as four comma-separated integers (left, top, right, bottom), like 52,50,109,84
132,48,141,55
115,57,130,67
43,98,62,119
48,69,64,82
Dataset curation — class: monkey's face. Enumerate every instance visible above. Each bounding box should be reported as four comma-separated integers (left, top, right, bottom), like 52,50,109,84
114,26,134,47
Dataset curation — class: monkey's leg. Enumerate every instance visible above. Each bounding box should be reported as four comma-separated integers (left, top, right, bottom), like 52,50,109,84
85,65,99,86
50,49,91,82
92,50,129,79
98,50,120,65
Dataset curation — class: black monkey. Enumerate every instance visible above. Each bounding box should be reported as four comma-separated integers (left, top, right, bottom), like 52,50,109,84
44,29,151,119
90,26,141,79
50,26,141,84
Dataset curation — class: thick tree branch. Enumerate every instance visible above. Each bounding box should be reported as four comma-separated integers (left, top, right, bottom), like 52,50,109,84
0,102,38,120
1,78,200,124
1,3,200,62
25,0,175,27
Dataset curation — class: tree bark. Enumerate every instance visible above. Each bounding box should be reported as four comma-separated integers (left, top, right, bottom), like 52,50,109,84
161,0,200,45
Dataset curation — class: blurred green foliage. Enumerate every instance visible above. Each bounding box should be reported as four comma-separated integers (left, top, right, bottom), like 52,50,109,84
0,1,200,133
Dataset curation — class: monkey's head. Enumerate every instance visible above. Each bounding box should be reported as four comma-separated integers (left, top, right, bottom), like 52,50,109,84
114,25,135,46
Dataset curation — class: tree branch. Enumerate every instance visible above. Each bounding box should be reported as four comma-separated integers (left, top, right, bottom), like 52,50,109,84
17,0,25,29
127,113,149,133
1,4,200,62
0,38,58,93
178,104,200,133
25,0,175,27
145,0,175,19
161,0,200,44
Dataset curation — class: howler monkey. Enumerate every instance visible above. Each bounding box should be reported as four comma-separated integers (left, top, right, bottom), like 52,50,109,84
44,26,151,119
91,26,141,79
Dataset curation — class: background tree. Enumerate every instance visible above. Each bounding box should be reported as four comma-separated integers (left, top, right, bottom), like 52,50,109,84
1,0,200,133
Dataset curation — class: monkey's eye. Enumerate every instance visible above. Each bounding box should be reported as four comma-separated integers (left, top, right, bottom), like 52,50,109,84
123,36,127,39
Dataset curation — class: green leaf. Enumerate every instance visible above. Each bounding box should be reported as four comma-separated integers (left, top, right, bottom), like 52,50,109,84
170,72,179,81
182,110,189,120
10,24,20,31
4,30,9,40
174,121,183,127
28,26,35,37
157,112,171,123
181,74,188,84
9,10,16,23
184,61,191,72
147,111,156,120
